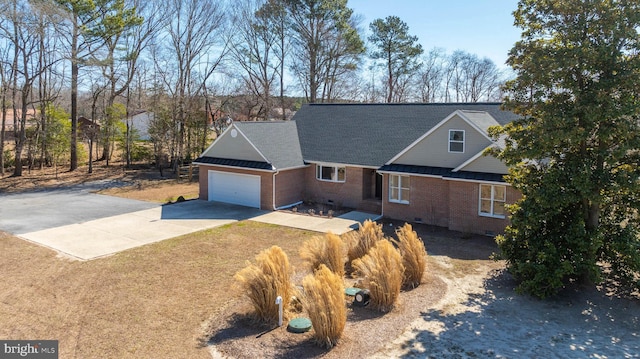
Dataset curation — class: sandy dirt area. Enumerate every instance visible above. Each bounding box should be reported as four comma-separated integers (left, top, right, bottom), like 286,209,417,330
375,262,639,358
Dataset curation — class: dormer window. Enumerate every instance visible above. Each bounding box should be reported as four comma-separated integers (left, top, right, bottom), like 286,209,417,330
449,129,465,153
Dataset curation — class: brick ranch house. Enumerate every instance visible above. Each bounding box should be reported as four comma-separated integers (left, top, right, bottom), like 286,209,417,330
194,103,520,236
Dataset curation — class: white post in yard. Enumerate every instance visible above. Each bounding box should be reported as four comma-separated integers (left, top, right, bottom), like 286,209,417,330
275,296,283,327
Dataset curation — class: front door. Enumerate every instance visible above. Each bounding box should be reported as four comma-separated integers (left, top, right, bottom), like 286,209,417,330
375,173,382,199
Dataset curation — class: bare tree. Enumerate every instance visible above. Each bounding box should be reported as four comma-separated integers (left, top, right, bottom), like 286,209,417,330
0,0,53,176
422,49,505,103
418,48,446,103
462,56,502,102
230,0,280,120
442,50,503,103
153,0,227,171
259,0,289,119
92,0,159,168
442,50,462,102
86,74,106,174
0,36,10,175
33,1,65,169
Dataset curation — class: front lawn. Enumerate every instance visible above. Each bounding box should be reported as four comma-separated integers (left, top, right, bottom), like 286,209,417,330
0,222,315,358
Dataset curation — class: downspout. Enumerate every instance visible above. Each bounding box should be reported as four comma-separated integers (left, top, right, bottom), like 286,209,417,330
272,168,304,210
377,170,385,219
272,169,279,210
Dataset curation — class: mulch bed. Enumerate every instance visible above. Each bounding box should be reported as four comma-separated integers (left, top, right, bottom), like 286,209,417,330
203,271,447,359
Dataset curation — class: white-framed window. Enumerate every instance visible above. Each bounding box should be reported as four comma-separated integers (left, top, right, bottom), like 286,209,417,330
449,129,465,153
479,184,506,218
389,175,410,204
316,164,346,182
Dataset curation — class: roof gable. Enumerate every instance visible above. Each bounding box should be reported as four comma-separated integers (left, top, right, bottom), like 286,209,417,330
200,124,269,164
386,110,499,165
294,103,517,167
198,121,305,171
453,144,509,174
235,121,305,170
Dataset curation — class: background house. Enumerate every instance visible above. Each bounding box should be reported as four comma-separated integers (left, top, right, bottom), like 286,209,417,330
128,111,153,140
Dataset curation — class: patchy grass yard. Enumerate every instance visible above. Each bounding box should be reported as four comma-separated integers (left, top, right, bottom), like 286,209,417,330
0,223,316,358
97,179,199,203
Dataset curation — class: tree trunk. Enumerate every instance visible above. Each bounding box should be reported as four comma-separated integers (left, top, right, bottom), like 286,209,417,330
70,14,79,171
13,99,29,177
309,41,317,103
11,16,21,177
587,202,600,231
387,48,393,103
0,90,6,176
88,138,93,173
280,30,286,120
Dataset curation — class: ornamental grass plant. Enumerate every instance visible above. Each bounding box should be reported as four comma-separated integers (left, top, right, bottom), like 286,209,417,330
393,223,427,289
299,232,346,277
346,219,384,265
234,245,295,324
302,264,347,348
352,239,404,312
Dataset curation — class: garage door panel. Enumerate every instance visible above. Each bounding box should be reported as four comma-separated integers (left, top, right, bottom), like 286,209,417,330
208,171,261,208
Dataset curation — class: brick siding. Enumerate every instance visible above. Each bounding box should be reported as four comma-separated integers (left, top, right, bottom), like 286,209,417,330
274,167,306,208
198,165,274,209
303,166,371,209
382,174,517,236
447,180,515,235
383,175,450,228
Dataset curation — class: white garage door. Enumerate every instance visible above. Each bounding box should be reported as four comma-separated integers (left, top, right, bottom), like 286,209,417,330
208,170,261,208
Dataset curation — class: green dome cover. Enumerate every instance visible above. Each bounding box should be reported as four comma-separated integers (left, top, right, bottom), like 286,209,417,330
288,317,312,333
345,287,360,296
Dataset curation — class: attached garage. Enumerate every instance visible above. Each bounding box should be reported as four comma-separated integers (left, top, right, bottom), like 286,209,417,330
207,170,261,208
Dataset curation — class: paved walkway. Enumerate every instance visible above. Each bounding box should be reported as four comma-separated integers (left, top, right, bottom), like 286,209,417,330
251,210,381,235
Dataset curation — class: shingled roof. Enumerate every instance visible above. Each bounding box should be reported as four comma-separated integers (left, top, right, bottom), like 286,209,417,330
378,164,506,182
293,103,518,167
233,120,305,170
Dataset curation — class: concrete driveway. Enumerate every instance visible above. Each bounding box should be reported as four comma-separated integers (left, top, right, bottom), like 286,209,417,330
0,185,264,260
1,184,378,261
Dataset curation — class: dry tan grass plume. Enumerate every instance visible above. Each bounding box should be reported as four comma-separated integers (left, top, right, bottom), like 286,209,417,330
234,245,295,324
346,219,384,264
352,239,404,312
300,232,346,277
302,264,347,348
394,223,428,289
